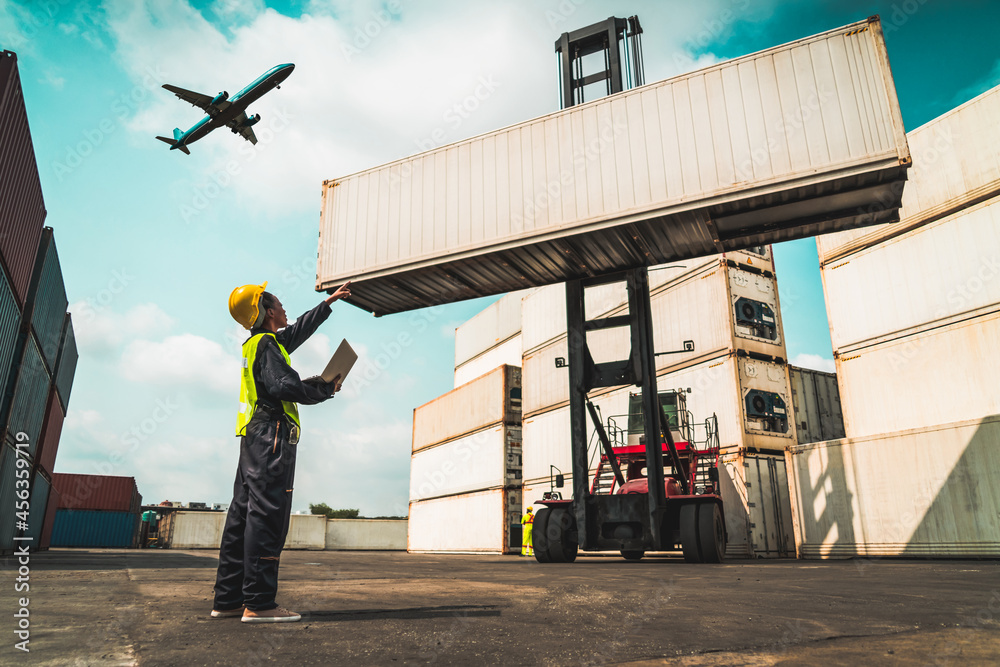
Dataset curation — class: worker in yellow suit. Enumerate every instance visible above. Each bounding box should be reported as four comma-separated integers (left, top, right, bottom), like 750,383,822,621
521,507,534,556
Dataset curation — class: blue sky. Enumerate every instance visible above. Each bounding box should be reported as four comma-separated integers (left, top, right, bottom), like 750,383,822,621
3,0,998,515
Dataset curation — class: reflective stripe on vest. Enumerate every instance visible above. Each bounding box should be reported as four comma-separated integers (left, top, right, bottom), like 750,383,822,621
235,333,301,436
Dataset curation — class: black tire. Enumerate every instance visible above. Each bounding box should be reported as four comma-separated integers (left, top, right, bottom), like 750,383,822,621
697,503,726,564
621,550,644,561
680,503,702,563
532,508,552,563
545,508,578,563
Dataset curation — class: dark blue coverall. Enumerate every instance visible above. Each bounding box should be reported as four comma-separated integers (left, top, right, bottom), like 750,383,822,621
213,302,336,612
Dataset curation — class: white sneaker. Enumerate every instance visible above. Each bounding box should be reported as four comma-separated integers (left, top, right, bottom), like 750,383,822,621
210,607,244,619
241,606,302,623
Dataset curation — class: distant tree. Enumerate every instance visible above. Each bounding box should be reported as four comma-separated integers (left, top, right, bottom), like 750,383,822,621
309,503,359,519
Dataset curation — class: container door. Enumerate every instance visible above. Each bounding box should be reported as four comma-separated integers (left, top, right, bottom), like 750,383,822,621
745,455,795,557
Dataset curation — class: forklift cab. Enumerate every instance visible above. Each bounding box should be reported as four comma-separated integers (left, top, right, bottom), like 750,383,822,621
627,390,690,447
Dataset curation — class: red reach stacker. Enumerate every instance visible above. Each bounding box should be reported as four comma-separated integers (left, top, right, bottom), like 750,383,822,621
531,268,727,564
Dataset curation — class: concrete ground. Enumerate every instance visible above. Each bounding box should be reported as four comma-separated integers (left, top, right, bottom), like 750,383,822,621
2,549,999,666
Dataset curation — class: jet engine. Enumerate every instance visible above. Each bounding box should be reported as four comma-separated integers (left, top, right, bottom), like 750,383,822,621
211,91,229,106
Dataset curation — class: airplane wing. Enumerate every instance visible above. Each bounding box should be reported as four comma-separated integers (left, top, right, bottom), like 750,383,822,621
227,112,258,145
162,84,214,111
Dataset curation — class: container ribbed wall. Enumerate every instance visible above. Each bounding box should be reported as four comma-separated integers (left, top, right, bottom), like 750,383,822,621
28,230,68,372
50,510,139,548
35,390,64,475
0,441,18,552
0,266,20,420
52,473,142,513
24,468,49,544
0,51,46,308
5,335,50,455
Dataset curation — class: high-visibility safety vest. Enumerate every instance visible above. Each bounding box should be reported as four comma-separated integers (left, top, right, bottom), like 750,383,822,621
236,333,301,436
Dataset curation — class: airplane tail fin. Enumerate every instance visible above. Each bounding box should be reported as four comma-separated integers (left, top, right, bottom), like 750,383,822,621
155,134,191,155
172,127,183,142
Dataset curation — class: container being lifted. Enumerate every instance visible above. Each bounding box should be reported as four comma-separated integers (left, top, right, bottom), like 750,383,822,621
317,16,910,563
318,17,909,316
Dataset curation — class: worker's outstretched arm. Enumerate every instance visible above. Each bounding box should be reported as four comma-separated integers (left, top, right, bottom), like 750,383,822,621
275,282,351,353
256,337,337,405
276,301,332,354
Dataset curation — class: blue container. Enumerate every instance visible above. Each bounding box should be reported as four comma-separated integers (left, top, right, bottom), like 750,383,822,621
50,509,139,548
5,335,51,456
0,267,20,422
28,229,67,373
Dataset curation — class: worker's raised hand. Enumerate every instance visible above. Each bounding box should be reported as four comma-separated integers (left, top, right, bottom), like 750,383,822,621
325,281,352,304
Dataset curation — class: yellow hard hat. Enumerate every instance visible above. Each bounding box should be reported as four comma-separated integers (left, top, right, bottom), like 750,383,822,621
527,507,533,512
228,281,268,330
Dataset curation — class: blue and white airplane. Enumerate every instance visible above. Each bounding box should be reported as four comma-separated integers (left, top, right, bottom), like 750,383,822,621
156,63,294,154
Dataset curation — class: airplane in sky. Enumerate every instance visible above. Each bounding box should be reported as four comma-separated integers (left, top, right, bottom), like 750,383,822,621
155,63,294,154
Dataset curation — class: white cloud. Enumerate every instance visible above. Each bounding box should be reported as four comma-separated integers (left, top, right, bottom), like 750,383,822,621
289,331,332,376
69,301,176,355
64,408,103,430
790,353,836,374
119,333,239,393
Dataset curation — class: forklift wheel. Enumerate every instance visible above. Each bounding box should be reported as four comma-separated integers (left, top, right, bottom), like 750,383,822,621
697,503,726,563
544,507,578,563
533,508,553,563
680,503,701,563
621,550,644,561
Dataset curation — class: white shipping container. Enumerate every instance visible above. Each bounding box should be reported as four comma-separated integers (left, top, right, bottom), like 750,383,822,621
454,334,522,387
318,19,909,317
522,354,795,482
786,416,1000,558
788,365,846,444
160,511,226,549
717,452,796,558
835,311,1000,439
521,263,787,417
409,425,521,502
454,289,534,367
325,519,408,550
408,487,522,554
521,251,778,356
284,514,327,550
817,83,1000,263
822,195,1000,350
412,365,520,452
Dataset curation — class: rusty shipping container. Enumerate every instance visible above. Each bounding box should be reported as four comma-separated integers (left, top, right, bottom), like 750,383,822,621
0,441,19,552
53,313,77,411
52,473,142,514
0,51,46,308
35,390,64,475
27,229,68,372
412,365,521,452
318,18,910,316
5,334,50,455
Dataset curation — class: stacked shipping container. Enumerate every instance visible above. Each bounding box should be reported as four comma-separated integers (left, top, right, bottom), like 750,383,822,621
0,51,77,555
787,84,1000,558
517,247,798,558
408,365,523,553
49,474,142,548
